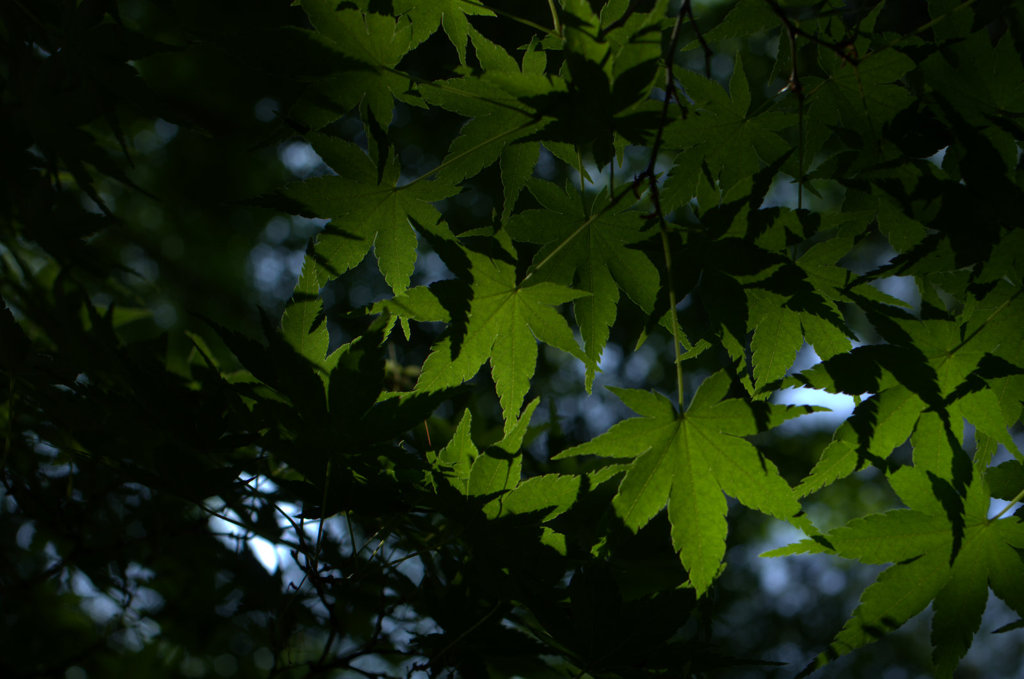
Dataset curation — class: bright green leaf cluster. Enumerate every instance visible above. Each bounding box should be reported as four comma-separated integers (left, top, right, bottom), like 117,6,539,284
270,0,1024,675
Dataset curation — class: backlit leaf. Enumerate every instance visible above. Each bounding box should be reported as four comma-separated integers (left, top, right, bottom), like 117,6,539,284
556,372,803,594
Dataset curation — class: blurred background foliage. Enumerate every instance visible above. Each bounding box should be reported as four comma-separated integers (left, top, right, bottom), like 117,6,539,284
1,1,1023,678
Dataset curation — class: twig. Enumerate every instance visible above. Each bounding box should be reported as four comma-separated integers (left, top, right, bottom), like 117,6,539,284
683,0,713,78
641,6,691,409
762,0,859,65
314,459,332,564
780,19,805,209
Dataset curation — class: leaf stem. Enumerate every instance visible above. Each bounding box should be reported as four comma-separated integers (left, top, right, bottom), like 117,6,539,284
315,459,332,563
902,0,977,41
381,65,537,118
402,120,542,188
461,0,557,36
952,287,1022,356
990,487,1024,522
521,181,636,282
547,0,563,37
660,224,685,409
683,0,713,78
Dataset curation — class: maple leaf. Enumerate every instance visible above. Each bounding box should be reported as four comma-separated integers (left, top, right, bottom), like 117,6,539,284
393,0,494,64
768,467,1024,678
281,135,458,295
430,400,578,553
499,141,539,223
420,31,559,187
299,0,417,127
279,253,340,382
416,249,590,431
435,401,578,518
555,372,807,595
794,383,930,497
746,288,804,393
664,53,794,192
791,231,858,359
684,0,779,48
507,179,659,386
792,292,1024,494
441,397,539,499
810,48,916,139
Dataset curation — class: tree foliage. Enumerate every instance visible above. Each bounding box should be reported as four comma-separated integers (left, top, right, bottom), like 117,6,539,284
2,0,1024,677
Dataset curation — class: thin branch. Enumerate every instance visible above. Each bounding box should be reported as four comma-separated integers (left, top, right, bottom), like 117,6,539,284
780,18,805,209
657,221,685,410
640,6,691,409
486,0,708,287
647,9,686,175
683,0,713,78
314,459,332,565
762,0,860,65
414,602,502,675
199,502,303,554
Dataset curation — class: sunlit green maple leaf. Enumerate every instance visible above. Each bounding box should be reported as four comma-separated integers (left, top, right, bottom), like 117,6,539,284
923,292,1024,459
792,231,857,359
431,408,477,495
300,0,417,127
468,397,538,498
431,400,577,552
555,372,805,595
500,141,539,222
793,291,1024,493
420,30,555,187
769,467,1024,678
795,383,929,497
488,472,581,522
953,386,1024,461
279,253,340,382
416,249,589,430
507,179,658,386
746,288,804,394
282,135,458,295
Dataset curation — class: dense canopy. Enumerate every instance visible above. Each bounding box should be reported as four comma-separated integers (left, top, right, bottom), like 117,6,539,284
2,1,1024,678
